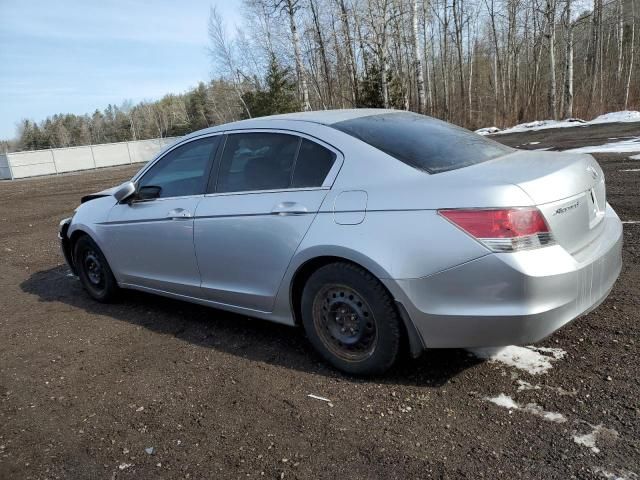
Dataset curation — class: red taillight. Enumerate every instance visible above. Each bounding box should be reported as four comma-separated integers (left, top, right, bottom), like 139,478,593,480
438,208,554,252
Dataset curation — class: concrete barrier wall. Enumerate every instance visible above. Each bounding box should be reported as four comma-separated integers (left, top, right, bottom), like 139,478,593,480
0,154,11,180
53,146,94,174
2,137,179,180
91,142,131,168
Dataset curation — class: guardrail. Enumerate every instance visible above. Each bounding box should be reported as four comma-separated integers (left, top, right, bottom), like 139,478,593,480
0,137,179,180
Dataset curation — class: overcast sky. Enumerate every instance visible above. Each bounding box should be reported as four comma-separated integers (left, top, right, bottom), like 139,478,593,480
0,0,242,139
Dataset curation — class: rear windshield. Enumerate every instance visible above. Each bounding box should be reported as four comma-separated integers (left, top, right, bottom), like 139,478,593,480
331,112,512,174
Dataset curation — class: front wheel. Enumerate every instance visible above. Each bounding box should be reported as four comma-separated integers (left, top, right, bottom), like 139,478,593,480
301,262,402,375
73,235,119,302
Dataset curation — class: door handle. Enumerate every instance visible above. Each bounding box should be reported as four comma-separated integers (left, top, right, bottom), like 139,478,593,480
166,208,193,220
271,202,308,216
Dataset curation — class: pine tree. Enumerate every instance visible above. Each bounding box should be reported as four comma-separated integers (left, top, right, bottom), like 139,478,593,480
241,55,299,118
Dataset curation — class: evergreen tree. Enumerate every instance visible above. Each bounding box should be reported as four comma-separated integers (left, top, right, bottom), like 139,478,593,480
241,55,299,118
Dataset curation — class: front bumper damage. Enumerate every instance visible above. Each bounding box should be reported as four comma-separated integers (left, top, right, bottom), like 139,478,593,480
58,217,76,275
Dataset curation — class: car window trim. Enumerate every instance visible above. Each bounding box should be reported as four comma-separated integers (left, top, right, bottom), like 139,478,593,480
206,128,343,195
130,194,207,204
132,134,222,202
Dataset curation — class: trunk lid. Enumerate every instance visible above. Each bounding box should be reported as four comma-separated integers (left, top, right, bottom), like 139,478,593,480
465,150,606,254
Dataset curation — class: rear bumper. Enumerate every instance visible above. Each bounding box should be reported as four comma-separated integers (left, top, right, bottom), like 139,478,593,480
385,204,623,348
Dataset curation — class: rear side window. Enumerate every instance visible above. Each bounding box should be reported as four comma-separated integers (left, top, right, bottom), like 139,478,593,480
331,112,512,174
292,139,336,188
138,136,218,198
217,133,299,193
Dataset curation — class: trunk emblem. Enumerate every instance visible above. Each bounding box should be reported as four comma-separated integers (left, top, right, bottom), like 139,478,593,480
587,166,599,179
553,200,580,216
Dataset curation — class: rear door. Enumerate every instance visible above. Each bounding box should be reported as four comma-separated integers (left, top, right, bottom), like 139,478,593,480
103,136,220,296
194,131,341,312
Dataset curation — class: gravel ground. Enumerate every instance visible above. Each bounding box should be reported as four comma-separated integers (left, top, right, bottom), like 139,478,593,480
1,123,639,479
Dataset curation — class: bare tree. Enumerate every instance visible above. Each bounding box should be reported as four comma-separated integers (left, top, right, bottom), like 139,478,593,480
544,0,558,119
282,0,312,110
562,0,573,118
208,6,252,117
412,0,428,112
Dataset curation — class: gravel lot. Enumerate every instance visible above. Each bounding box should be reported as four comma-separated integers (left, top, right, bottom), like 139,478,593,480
1,123,639,479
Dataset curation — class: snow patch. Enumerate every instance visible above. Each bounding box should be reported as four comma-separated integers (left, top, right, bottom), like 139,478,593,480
629,153,640,160
516,380,541,391
486,393,518,409
572,424,619,453
485,394,567,423
516,379,576,396
527,346,566,359
590,110,640,123
475,110,640,135
622,220,640,224
592,466,639,480
565,137,640,153
475,126,501,135
620,169,640,172
469,345,566,375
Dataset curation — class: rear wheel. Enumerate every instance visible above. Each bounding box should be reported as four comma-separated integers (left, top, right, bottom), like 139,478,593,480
73,235,119,302
301,262,401,375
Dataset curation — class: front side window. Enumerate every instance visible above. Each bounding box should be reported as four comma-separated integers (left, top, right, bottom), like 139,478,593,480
138,136,219,198
216,133,299,193
331,112,512,174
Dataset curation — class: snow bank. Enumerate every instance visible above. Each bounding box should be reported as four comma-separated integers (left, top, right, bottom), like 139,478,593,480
469,345,566,375
475,110,640,135
590,110,640,123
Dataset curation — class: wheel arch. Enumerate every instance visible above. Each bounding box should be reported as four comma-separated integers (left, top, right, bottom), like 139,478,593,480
66,225,110,274
288,254,425,358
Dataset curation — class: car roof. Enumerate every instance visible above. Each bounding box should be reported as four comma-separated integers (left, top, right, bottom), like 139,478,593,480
181,109,398,141
262,108,396,124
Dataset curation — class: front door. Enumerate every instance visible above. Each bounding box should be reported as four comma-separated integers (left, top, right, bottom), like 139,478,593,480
102,136,220,296
194,132,339,312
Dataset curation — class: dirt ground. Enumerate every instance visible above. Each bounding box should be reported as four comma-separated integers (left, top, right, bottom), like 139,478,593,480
1,123,639,479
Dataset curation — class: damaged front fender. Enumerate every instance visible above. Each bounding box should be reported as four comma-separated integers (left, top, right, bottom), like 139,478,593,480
58,217,77,275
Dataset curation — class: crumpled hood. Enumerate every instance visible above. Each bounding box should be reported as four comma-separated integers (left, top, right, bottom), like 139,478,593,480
80,186,118,204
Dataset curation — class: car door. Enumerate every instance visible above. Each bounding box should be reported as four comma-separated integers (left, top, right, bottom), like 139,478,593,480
194,131,341,312
102,135,220,296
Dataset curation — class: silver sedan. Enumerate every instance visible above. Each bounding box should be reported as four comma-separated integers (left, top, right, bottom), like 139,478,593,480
59,110,623,375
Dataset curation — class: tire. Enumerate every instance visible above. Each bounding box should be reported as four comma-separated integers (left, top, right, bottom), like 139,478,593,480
300,262,402,375
73,235,119,303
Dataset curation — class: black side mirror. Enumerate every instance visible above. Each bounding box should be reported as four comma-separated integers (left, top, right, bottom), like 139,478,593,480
137,185,162,201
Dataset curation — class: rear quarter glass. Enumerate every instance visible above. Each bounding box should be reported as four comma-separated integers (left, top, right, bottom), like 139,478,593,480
330,112,512,174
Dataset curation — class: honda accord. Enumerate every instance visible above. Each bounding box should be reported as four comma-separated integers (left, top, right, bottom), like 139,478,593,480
59,110,623,375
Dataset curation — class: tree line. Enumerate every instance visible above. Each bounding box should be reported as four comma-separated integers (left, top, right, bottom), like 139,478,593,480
3,0,637,153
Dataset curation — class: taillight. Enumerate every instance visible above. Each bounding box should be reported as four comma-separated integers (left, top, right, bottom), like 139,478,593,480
438,208,554,252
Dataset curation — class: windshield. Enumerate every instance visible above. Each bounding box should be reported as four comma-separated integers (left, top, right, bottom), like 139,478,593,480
331,112,513,174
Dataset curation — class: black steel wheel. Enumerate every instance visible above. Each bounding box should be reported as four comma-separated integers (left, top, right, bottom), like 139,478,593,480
301,262,401,375
312,284,378,362
73,235,119,302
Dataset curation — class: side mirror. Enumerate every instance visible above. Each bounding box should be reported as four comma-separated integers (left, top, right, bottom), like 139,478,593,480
113,181,136,203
